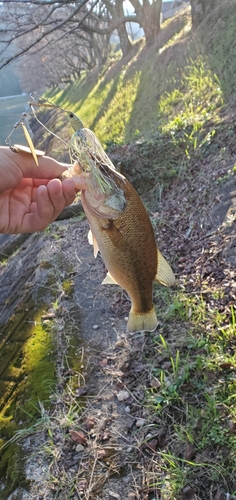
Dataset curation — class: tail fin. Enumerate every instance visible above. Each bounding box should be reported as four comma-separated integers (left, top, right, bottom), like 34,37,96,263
127,307,158,333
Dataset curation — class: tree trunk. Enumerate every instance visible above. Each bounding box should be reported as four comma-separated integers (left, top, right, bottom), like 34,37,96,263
190,0,215,27
117,23,133,57
91,33,110,66
144,0,162,46
129,0,162,47
114,0,133,57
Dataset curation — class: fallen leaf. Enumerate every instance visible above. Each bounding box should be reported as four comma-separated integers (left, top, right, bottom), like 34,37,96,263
97,448,109,460
220,362,234,370
84,416,95,430
75,386,88,397
77,480,87,491
158,426,167,447
214,491,226,500
182,485,196,500
146,438,158,452
181,383,194,391
228,420,236,432
70,430,87,445
184,445,196,461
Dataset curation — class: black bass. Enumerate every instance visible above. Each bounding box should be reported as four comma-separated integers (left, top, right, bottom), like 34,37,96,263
65,121,175,333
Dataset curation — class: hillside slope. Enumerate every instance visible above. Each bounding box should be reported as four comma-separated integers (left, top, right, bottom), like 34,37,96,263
1,1,236,499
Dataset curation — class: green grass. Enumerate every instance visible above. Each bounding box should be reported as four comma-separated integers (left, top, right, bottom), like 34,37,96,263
145,287,236,498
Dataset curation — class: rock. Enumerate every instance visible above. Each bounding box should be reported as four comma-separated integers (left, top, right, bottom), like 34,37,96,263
75,444,84,452
108,491,121,499
135,418,146,427
117,390,129,401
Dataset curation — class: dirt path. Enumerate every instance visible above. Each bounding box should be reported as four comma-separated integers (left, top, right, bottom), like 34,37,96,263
0,216,150,499
1,171,235,500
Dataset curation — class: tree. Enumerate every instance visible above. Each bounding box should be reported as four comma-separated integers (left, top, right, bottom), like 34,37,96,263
80,0,163,52
0,0,163,76
190,0,215,28
0,0,98,69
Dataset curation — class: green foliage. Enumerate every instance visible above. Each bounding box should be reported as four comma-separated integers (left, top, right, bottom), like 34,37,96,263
158,57,223,157
145,286,236,497
94,72,141,144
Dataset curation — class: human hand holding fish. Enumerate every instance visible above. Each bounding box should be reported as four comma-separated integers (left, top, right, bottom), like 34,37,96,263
0,146,87,234
3,96,175,333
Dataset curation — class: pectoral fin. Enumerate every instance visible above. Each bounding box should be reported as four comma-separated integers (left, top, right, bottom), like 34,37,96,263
102,272,119,285
88,229,99,258
155,249,175,286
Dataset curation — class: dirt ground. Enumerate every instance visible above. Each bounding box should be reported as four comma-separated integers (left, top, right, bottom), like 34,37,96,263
0,162,235,500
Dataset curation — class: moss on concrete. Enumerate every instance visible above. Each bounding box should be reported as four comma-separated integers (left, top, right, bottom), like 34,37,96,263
0,310,56,498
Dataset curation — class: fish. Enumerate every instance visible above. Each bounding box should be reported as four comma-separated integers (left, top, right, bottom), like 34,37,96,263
68,111,84,131
64,124,175,333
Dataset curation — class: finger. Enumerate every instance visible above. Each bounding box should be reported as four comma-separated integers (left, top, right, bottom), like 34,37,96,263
46,179,72,219
1,146,71,181
61,179,77,206
21,185,54,232
23,180,72,232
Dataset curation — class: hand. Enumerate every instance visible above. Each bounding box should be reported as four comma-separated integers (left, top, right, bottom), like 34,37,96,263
0,146,87,234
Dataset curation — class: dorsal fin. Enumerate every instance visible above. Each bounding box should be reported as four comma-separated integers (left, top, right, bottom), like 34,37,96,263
155,249,175,286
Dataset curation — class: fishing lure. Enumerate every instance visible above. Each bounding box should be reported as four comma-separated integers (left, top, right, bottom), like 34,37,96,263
5,111,44,167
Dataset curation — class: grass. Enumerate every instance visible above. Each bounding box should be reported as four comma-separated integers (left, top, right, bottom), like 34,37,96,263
143,286,236,498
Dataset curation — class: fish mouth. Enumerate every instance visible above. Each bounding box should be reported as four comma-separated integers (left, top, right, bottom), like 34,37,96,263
69,128,125,197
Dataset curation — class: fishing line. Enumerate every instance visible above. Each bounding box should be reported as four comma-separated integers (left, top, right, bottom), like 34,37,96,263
30,104,70,150
28,91,67,111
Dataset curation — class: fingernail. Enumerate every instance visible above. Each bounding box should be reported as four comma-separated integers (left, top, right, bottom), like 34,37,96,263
41,185,50,201
56,184,63,197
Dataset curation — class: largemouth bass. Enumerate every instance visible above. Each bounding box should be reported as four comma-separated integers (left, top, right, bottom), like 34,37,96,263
65,124,175,333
